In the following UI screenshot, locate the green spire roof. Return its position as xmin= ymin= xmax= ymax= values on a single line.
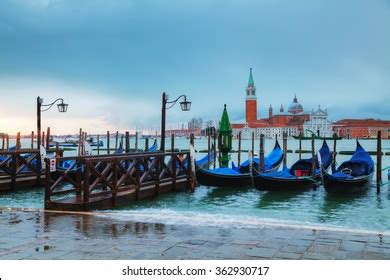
xmin=218 ymin=104 xmax=232 ymax=133
xmin=248 ymin=67 xmax=254 ymax=86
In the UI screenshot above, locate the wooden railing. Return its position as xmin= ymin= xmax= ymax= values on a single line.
xmin=44 ymin=150 xmax=192 ymax=204
xmin=0 ymin=149 xmax=42 ymax=191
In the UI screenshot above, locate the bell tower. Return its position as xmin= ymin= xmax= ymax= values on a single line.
xmin=245 ymin=68 xmax=257 ymax=123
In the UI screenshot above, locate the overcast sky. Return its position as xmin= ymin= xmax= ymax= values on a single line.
xmin=1 ymin=0 xmax=389 ymax=134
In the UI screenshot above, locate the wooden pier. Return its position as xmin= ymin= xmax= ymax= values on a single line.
xmin=0 ymin=149 xmax=43 ymax=192
xmin=44 ymin=150 xmax=194 ymax=211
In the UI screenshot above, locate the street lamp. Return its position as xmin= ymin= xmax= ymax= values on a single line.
xmin=160 ymin=92 xmax=191 ymax=151
xmin=37 ymin=96 xmax=68 ymax=151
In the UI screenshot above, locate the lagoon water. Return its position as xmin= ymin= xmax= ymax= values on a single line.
xmin=1 ymin=137 xmax=390 ymax=232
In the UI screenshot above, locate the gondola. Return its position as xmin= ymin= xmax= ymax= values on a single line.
xmin=322 ymin=141 xmax=374 ymax=194
xmin=196 ymin=140 xmax=284 ymax=187
xmin=253 ymin=140 xmax=332 ymax=191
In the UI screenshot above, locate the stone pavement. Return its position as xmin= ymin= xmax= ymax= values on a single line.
xmin=0 ymin=209 xmax=390 ymax=260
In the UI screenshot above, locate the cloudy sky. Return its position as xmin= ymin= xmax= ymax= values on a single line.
xmin=0 ymin=0 xmax=389 ymax=134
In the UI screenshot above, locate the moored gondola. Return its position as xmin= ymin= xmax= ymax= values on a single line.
xmin=196 ymin=140 xmax=283 ymax=187
xmin=322 ymin=141 xmax=374 ymax=194
xmin=253 ymin=140 xmax=332 ymax=191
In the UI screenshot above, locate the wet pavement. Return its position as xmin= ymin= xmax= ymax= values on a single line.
xmin=0 ymin=209 xmax=390 ymax=260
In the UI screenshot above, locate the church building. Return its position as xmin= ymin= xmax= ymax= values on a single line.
xmin=231 ymin=68 xmax=312 ymax=139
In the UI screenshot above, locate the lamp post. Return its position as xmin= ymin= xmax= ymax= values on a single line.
xmin=160 ymin=92 xmax=191 ymax=152
xmin=36 ymin=96 xmax=68 ymax=151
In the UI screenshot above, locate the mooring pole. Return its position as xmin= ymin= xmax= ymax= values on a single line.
xmin=298 ymin=132 xmax=302 ymax=160
xmin=42 ymin=131 xmax=45 ymax=149
xmin=282 ymin=132 xmax=287 ymax=168
xmin=238 ymin=131 xmax=242 ymax=166
xmin=213 ymin=131 xmax=217 ymax=169
xmin=6 ymin=134 xmax=9 ymax=150
xmin=16 ymin=132 xmax=21 ymax=150
xmin=377 ymin=130 xmax=382 ymax=192
xmin=145 ymin=137 xmax=149 ymax=151
xmin=106 ymin=131 xmax=110 ymax=154
xmin=46 ymin=127 xmax=50 ymax=150
xmin=171 ymin=133 xmax=176 ymax=191
xmin=217 ymin=132 xmax=223 ymax=167
xmin=1 ymin=134 xmax=4 ymax=150
xmin=311 ymin=133 xmax=316 ymax=179
xmin=260 ymin=133 xmax=265 ymax=173
xmin=125 ymin=131 xmax=130 ymax=153
xmin=190 ymin=133 xmax=196 ymax=192
xmin=207 ymin=133 xmax=211 ymax=169
xmin=31 ymin=131 xmax=34 ymax=149
xmin=332 ymin=133 xmax=337 ymax=171
xmin=251 ymin=131 xmax=255 ymax=161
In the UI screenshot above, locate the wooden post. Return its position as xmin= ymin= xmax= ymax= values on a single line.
xmin=97 ymin=134 xmax=100 ymax=155
xmin=145 ymin=137 xmax=149 ymax=151
xmin=190 ymin=133 xmax=196 ymax=192
xmin=78 ymin=129 xmax=82 ymax=156
xmin=42 ymin=131 xmax=45 ymax=148
xmin=260 ymin=134 xmax=265 ymax=173
xmin=46 ymin=127 xmax=50 ymax=150
xmin=1 ymin=134 xmax=4 ymax=150
xmin=171 ymin=134 xmax=176 ymax=191
xmin=237 ymin=131 xmax=242 ymax=166
xmin=251 ymin=131 xmax=255 ymax=160
xmin=332 ymin=133 xmax=337 ymax=170
xmin=135 ymin=132 xmax=139 ymax=152
xmin=283 ymin=132 xmax=287 ymax=168
xmin=31 ymin=131 xmax=34 ymax=149
xmin=55 ymin=143 xmax=60 ymax=157
xmin=377 ymin=130 xmax=382 ymax=192
xmin=44 ymin=158 xmax=51 ymax=202
xmin=16 ymin=132 xmax=21 ymax=150
xmin=207 ymin=133 xmax=211 ymax=169
xmin=213 ymin=131 xmax=217 ymax=169
xmin=298 ymin=132 xmax=302 ymax=160
xmin=115 ymin=131 xmax=119 ymax=151
xmin=125 ymin=131 xmax=130 ymax=153
xmin=106 ymin=131 xmax=110 ymax=154
xmin=6 ymin=134 xmax=9 ymax=150
xmin=217 ymin=132 xmax=222 ymax=167
xmin=311 ymin=133 xmax=316 ymax=179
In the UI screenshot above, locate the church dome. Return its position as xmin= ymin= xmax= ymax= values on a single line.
xmin=288 ymin=95 xmax=303 ymax=114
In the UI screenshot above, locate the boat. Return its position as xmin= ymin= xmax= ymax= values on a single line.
xmin=322 ymin=141 xmax=374 ymax=194
xmin=196 ymin=140 xmax=284 ymax=187
xmin=253 ymin=140 xmax=332 ymax=191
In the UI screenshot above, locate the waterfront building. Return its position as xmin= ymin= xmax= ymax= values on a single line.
xmin=231 ymin=68 xmax=311 ymax=139
xmin=333 ymin=119 xmax=390 ymax=139
xmin=303 ymin=106 xmax=333 ymax=137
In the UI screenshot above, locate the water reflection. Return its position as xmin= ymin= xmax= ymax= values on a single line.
xmin=256 ymin=190 xmax=307 ymax=209
xmin=318 ymin=190 xmax=368 ymax=224
xmin=43 ymin=211 xmax=167 ymax=239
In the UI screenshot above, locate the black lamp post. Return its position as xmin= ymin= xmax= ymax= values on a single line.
xmin=160 ymin=92 xmax=191 ymax=151
xmin=36 ymin=96 xmax=68 ymax=151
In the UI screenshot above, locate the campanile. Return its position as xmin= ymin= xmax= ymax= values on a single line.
xmin=245 ymin=68 xmax=257 ymax=123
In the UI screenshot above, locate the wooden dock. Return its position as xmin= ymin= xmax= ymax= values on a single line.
xmin=0 ymin=149 xmax=43 ymax=192
xmin=44 ymin=150 xmax=194 ymax=211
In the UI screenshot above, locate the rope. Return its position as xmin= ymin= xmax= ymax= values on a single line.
xmin=380 ymin=166 xmax=390 ymax=171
